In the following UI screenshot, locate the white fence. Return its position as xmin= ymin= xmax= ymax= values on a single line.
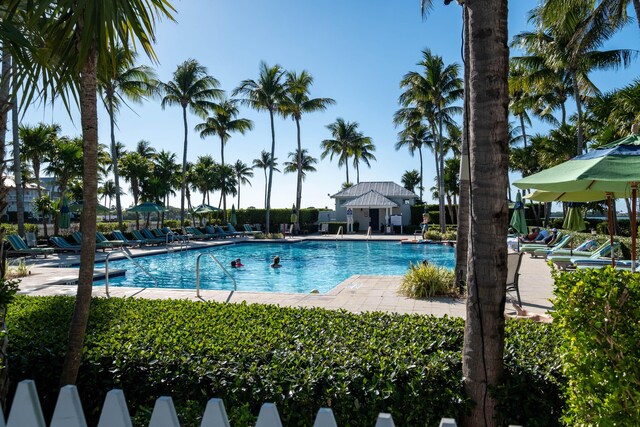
xmin=1 ymin=380 xmax=523 ymax=427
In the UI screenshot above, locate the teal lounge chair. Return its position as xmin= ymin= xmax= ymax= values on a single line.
xmin=131 ymin=229 xmax=165 ymax=245
xmin=548 ymin=241 xmax=620 ymax=270
xmin=243 ymin=224 xmax=261 ymax=236
xmin=96 ymin=232 xmax=124 ymax=249
xmin=5 ymin=235 xmax=54 ymax=258
xmin=529 ymin=234 xmax=574 ymax=258
xmin=142 ymin=229 xmax=168 ymax=244
xmin=185 ymin=226 xmax=215 ymax=239
xmin=204 ymin=225 xmax=225 ymax=239
xmin=156 ymin=227 xmax=189 ymax=242
xmin=50 ymin=236 xmax=81 ymax=253
xmin=213 ymin=225 xmax=233 ymax=238
xmin=226 ymin=223 xmax=244 ymax=237
xmin=532 ymin=238 xmax=598 ymax=259
xmin=71 ymin=231 xmax=113 ymax=251
xmin=520 ymin=231 xmax=566 ymax=254
xmin=112 ymin=230 xmax=142 ymax=247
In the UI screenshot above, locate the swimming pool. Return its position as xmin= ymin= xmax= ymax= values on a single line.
xmin=95 ymin=241 xmax=455 ymax=294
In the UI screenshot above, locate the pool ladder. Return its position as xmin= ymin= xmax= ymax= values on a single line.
xmin=104 ymin=250 xmax=158 ymax=298
xmin=335 ymin=226 xmax=344 ymax=240
xmin=195 ymin=253 xmax=237 ymax=298
xmin=165 ymin=233 xmax=189 ymax=251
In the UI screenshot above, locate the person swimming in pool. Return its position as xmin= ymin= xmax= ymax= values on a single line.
xmin=270 ymin=255 xmax=281 ymax=268
xmin=235 ymin=258 xmax=244 ymax=267
xmin=230 ymin=260 xmax=237 ymax=268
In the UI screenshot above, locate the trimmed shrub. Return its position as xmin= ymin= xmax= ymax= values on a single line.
xmin=7 ymin=296 xmax=564 ymax=426
xmin=399 ymin=262 xmax=457 ymax=298
xmin=552 ymin=266 xmax=640 ymax=426
xmin=97 ymin=222 xmax=128 ymax=233
xmin=164 ymin=220 xmax=180 ymax=229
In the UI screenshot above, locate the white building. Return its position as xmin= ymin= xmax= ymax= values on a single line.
xmin=321 ymin=182 xmax=418 ymax=231
xmin=2 ymin=176 xmax=42 ymax=217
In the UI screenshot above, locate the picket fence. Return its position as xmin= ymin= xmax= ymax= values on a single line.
xmin=2 ymin=380 xmax=523 ymax=427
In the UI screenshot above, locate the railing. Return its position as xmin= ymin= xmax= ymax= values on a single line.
xmin=104 ymin=250 xmax=157 ymax=298
xmin=165 ymin=232 xmax=189 ymax=251
xmin=366 ymin=226 xmax=372 ymax=240
xmin=4 ymin=380 xmax=475 ymax=427
xmin=196 ymin=252 xmax=237 ymax=298
xmin=335 ymin=226 xmax=344 ymax=240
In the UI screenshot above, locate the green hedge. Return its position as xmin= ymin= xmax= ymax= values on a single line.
xmin=553 ymin=267 xmax=640 ymax=425
xmin=7 ymin=296 xmax=564 ymax=426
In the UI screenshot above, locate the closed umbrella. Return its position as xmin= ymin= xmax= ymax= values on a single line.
xmin=562 ymin=203 xmax=586 ymax=232
xmin=515 ymin=133 xmax=640 ymax=270
xmin=230 ymin=204 xmax=237 ymax=226
xmin=509 ymin=191 xmax=528 ymax=251
xmin=58 ymin=195 xmax=70 ymax=230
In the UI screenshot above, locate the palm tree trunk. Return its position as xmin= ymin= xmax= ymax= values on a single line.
xmin=571 ymin=70 xmax=584 ymax=155
xmin=519 ymin=113 xmax=528 ymax=148
xmin=237 ymin=174 xmax=242 ymax=210
xmin=263 ymin=169 xmax=268 ymax=209
xmin=418 ymin=147 xmax=424 ymax=201
xmin=356 ymin=163 xmax=360 ymax=184
xmin=438 ymin=114 xmax=446 ymax=233
xmin=180 ymin=106 xmax=188 ymax=229
xmin=266 ymin=109 xmax=276 ymax=234
xmin=220 ymin=135 xmax=227 ymax=223
xmin=462 ymin=1 xmax=509 ymax=425
xmin=12 ymin=59 xmax=24 ymax=236
xmin=108 ymin=95 xmax=124 ymax=229
xmin=345 ymin=158 xmax=350 ymax=184
xmin=295 ymin=118 xmax=303 ymax=232
xmin=60 ymin=43 xmax=99 ymax=386
xmin=0 ymin=48 xmax=11 ymax=218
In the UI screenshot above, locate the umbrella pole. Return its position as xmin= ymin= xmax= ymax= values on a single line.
xmin=632 ymin=183 xmax=637 ymax=273
xmin=607 ymin=194 xmax=615 ymax=268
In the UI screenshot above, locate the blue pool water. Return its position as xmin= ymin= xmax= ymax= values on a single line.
xmin=95 ymin=241 xmax=455 ymax=294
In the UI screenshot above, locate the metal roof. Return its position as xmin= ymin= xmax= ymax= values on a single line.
xmin=343 ymin=190 xmax=398 ymax=208
xmin=332 ymin=181 xmax=417 ymax=198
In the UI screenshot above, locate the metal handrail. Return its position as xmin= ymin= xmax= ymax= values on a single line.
xmin=105 ymin=250 xmax=158 ymax=298
xmin=196 ymin=253 xmax=237 ymax=298
xmin=335 ymin=226 xmax=344 ymax=240
xmin=366 ymin=226 xmax=372 ymax=240
xmin=165 ymin=232 xmax=189 ymax=251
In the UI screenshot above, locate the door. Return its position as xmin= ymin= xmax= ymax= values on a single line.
xmin=369 ymin=208 xmax=379 ymax=231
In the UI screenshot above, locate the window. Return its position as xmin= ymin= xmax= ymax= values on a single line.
xmin=403 ymin=199 xmax=410 ymax=205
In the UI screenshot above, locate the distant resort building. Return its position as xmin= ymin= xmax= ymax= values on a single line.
xmin=320 ymin=182 xmax=418 ymax=231
xmin=2 ymin=176 xmax=42 ymax=218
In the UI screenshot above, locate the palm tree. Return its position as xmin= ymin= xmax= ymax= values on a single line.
xmin=195 ymin=98 xmax=253 ymax=221
xmin=98 ymin=45 xmax=156 ymax=229
xmin=284 ymin=148 xmax=318 ymax=180
xmin=350 ymin=134 xmax=376 ymax=184
xmin=45 ymin=137 xmax=83 ymax=235
xmin=233 ymin=62 xmax=286 ymax=234
xmin=192 ymin=155 xmax=217 ymax=205
xmin=513 ymin=3 xmax=636 ymax=154
xmin=19 ymin=122 xmax=60 ymax=198
xmin=135 ymin=139 xmax=156 ymax=159
xmin=34 ymin=194 xmax=53 ymax=237
xmin=399 ymin=49 xmax=463 ymax=233
xmin=120 ymin=151 xmax=153 ymax=230
xmin=153 ymin=150 xmax=180 ymax=222
xmin=400 ymin=170 xmax=421 ymax=193
xmin=252 ymin=150 xmax=280 ymax=209
xmin=157 ymin=59 xmax=223 ymax=228
xmin=282 ymin=70 xmax=335 ymax=231
xmin=99 ymin=180 xmax=119 ymax=219
xmin=321 ymin=118 xmax=368 ymax=184
xmin=233 ymin=160 xmax=253 ymax=210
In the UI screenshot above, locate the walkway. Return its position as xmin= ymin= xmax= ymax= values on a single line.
xmin=14 ymin=234 xmax=555 ymax=319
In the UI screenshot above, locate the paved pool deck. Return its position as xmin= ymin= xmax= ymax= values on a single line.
xmin=13 ymin=234 xmax=555 ymax=319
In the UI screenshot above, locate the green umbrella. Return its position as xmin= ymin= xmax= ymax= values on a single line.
xmin=523 ymin=189 xmax=630 ymax=202
xmin=58 ymin=195 xmax=70 ymax=230
xmin=127 ymin=202 xmax=168 ymax=213
xmin=229 ymin=204 xmax=237 ymax=226
xmin=562 ymin=202 xmax=586 ymax=232
xmin=509 ymin=191 xmax=528 ymax=235
xmin=515 ymin=134 xmax=640 ymax=270
xmin=290 ymin=203 xmax=297 ymax=224
xmin=68 ymin=201 xmax=111 ymax=214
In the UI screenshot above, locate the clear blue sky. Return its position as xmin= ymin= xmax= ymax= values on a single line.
xmin=21 ymin=1 xmax=638 ymax=210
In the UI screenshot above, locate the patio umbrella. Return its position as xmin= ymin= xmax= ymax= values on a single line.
xmin=230 ymin=204 xmax=237 ymax=226
xmin=509 ymin=191 xmax=528 ymax=251
xmin=192 ymin=204 xmax=220 ymax=214
xmin=58 ymin=195 xmax=70 ymax=230
xmin=515 ymin=133 xmax=640 ymax=271
xmin=68 ymin=201 xmax=111 ymax=214
xmin=127 ymin=202 xmax=167 ymax=226
xmin=523 ymin=189 xmax=630 ymax=203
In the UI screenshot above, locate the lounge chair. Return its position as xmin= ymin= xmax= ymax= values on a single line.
xmin=529 ymin=234 xmax=574 ymax=258
xmin=243 ymin=224 xmax=261 ymax=236
xmin=5 ymin=234 xmax=54 ymax=258
xmin=156 ymin=227 xmax=189 ymax=243
xmin=185 ymin=226 xmax=216 ymax=240
xmin=226 ymin=223 xmax=244 ymax=237
xmin=213 ymin=225 xmax=233 ymax=238
xmin=506 ymin=251 xmax=524 ymax=306
xmin=520 ymin=231 xmax=566 ymax=255
xmin=142 ymin=229 xmax=169 ymax=244
xmin=96 ymin=232 xmax=125 ymax=249
xmin=71 ymin=231 xmax=113 ymax=252
xmin=25 ymin=231 xmax=38 ymax=247
xmin=131 ymin=229 xmax=165 ymax=245
xmin=548 ymin=241 xmax=620 ymax=270
xmin=532 ymin=238 xmax=598 ymax=259
xmin=112 ymin=230 xmax=142 ymax=247
xmin=320 ymin=223 xmax=329 ymax=235
xmin=50 ymin=236 xmax=81 ymax=253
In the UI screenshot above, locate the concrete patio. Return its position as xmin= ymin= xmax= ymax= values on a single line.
xmin=13 ymin=234 xmax=555 ymax=319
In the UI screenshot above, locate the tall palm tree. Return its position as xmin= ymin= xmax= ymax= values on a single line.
xmin=195 ymin=98 xmax=253 ymax=221
xmin=135 ymin=139 xmax=156 ymax=159
xmin=192 ymin=155 xmax=217 ymax=205
xmin=98 ymin=45 xmax=156 ymax=229
xmin=157 ymin=59 xmax=222 ymax=228
xmin=282 ymin=70 xmax=335 ymax=231
xmin=19 ymin=122 xmax=60 ymax=198
xmin=99 ymin=180 xmax=119 ymax=218
xmin=350 ymin=134 xmax=376 ymax=184
xmin=45 ymin=137 xmax=83 ymax=235
xmin=394 ymin=119 xmax=431 ymax=201
xmin=513 ymin=3 xmax=636 ymax=154
xmin=401 ymin=170 xmax=421 ymax=193
xmin=153 ymin=150 xmax=180 ymax=221
xmin=119 ymin=151 xmax=153 ymax=229
xmin=252 ymin=150 xmax=280 ymax=209
xmin=399 ymin=49 xmax=463 ymax=233
xmin=233 ymin=62 xmax=286 ymax=234
xmin=233 ymin=160 xmax=253 ymax=210
xmin=321 ymin=118 xmax=367 ymax=184
xmin=283 ymin=148 xmax=318 ymax=181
